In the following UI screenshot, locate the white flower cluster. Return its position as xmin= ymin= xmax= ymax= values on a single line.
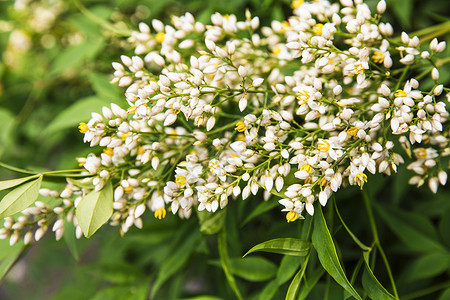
xmin=3 ymin=0 xmax=449 ymax=245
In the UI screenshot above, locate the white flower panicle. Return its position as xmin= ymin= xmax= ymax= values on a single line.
xmin=2 ymin=0 xmax=449 ymax=244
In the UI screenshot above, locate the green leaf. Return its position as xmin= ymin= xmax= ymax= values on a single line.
xmin=440 ymin=288 xmax=450 ymax=300
xmin=218 ymin=228 xmax=243 ymax=300
xmin=362 ymin=252 xmax=398 ymax=300
xmin=63 ymin=220 xmax=79 ymax=261
xmin=404 ymin=252 xmax=450 ymax=282
xmin=179 ymin=296 xmax=224 ymax=300
xmin=45 ymin=96 xmax=112 ymax=134
xmin=50 ymin=38 xmax=105 ymax=76
xmin=198 ymin=209 xmax=225 ymax=235
xmin=151 ymin=230 xmax=201 ymax=297
xmin=211 ymin=256 xmax=277 ymax=282
xmin=0 ymin=175 xmax=43 ymax=218
xmin=67 ymin=177 xmax=94 ymax=190
xmin=0 ymin=239 xmax=25 ymax=281
xmin=90 ymin=283 xmax=149 ymax=300
xmin=244 ymin=238 xmax=311 ymax=257
xmin=0 ymin=108 xmax=15 ymax=156
xmin=312 ymin=206 xmax=362 ymax=300
xmin=87 ymin=72 xmax=123 ymax=103
xmin=259 ymin=280 xmax=279 ymax=300
xmin=285 ymin=254 xmax=309 ymax=300
xmin=276 ymin=255 xmax=302 ymax=285
xmin=375 ymin=205 xmax=446 ymax=253
xmin=440 ymin=208 xmax=450 ymax=248
xmin=389 ymin=0 xmax=413 ymax=29
xmin=0 ymin=175 xmax=40 ymax=192
xmin=297 ymin=268 xmax=325 ymax=300
xmin=75 ymin=180 xmax=113 ymax=238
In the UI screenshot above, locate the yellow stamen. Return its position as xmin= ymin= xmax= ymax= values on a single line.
xmin=78 ymin=122 xmax=89 ymax=133
xmin=155 ymin=32 xmax=165 ymax=43
xmin=121 ymin=132 xmax=130 ymax=141
xmin=320 ymin=178 xmax=329 ymax=187
xmin=415 ymin=148 xmax=427 ymax=159
xmin=291 ymin=0 xmax=304 ymax=9
xmin=175 ymin=175 xmax=187 ymax=186
xmin=352 ymin=63 xmax=365 ymax=75
xmin=76 ymin=157 xmax=86 ymax=167
xmin=237 ymin=133 xmax=246 ymax=141
xmin=286 ymin=211 xmax=298 ymax=222
xmin=103 ymin=148 xmax=114 ymax=157
xmin=154 ymin=208 xmax=166 ymax=220
xmin=313 ymin=23 xmax=323 ymax=35
xmin=347 ymin=127 xmax=359 ymax=138
xmin=235 ymin=121 xmax=247 ymax=132
xmin=318 ymin=140 xmax=330 ymax=152
xmin=137 ymin=146 xmax=145 ymax=156
xmin=300 ymin=164 xmax=313 ymax=173
xmin=372 ymin=51 xmax=384 ymax=64
xmin=355 ymin=172 xmax=367 ymax=189
xmin=127 ymin=106 xmax=137 ymax=114
xmin=123 ymin=185 xmax=134 ymax=194
xmin=395 ymin=89 xmax=407 ymax=98
xmin=297 ymin=90 xmax=310 ymax=105
xmin=272 ymin=45 xmax=281 ymax=55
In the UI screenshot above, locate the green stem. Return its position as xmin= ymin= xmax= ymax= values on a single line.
xmin=0 ymin=162 xmax=88 ymax=178
xmin=362 ymin=189 xmax=399 ymax=299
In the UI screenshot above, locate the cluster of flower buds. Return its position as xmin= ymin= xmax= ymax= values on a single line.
xmin=2 ymin=0 xmax=448 ymax=245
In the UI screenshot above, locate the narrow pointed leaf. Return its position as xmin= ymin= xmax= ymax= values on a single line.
xmin=0 ymin=175 xmax=40 ymax=192
xmin=285 ymin=254 xmax=309 ymax=300
xmin=298 ymin=268 xmax=325 ymax=300
xmin=312 ymin=206 xmax=362 ymax=300
xmin=362 ymin=252 xmax=398 ymax=300
xmin=0 ymin=176 xmax=43 ymax=218
xmin=75 ymin=180 xmax=113 ymax=238
xmin=243 ymin=238 xmax=311 ymax=257
xmin=218 ymin=228 xmax=243 ymax=300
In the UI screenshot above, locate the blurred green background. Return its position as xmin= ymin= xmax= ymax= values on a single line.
xmin=0 ymin=0 xmax=449 ymax=299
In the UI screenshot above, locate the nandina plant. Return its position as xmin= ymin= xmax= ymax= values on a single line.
xmin=0 ymin=0 xmax=449 ymax=299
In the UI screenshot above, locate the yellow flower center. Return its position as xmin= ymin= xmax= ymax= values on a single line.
xmin=372 ymin=51 xmax=384 ymax=64
xmin=175 ymin=175 xmax=187 ymax=186
xmin=347 ymin=127 xmax=359 ymax=138
xmin=103 ymin=148 xmax=114 ymax=157
xmin=415 ymin=147 xmax=428 ymax=159
xmin=291 ymin=0 xmax=304 ymax=9
xmin=235 ymin=121 xmax=247 ymax=132
xmin=313 ymin=23 xmax=323 ymax=35
xmin=320 ymin=178 xmax=329 ymax=187
xmin=300 ymin=164 xmax=313 ymax=173
xmin=123 ymin=185 xmax=134 ymax=194
xmin=395 ymin=89 xmax=407 ymax=98
xmin=286 ymin=211 xmax=298 ymax=222
xmin=353 ymin=63 xmax=365 ymax=75
xmin=137 ymin=146 xmax=145 ymax=156
xmin=121 ymin=132 xmax=130 ymax=141
xmin=127 ymin=106 xmax=137 ymax=114
xmin=297 ymin=90 xmax=310 ymax=105
xmin=237 ymin=133 xmax=246 ymax=141
xmin=318 ymin=140 xmax=330 ymax=152
xmin=155 ymin=32 xmax=165 ymax=43
xmin=154 ymin=208 xmax=166 ymax=220
xmin=272 ymin=45 xmax=281 ymax=55
xmin=355 ymin=172 xmax=367 ymax=189
xmin=76 ymin=157 xmax=86 ymax=167
xmin=78 ymin=122 xmax=89 ymax=133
